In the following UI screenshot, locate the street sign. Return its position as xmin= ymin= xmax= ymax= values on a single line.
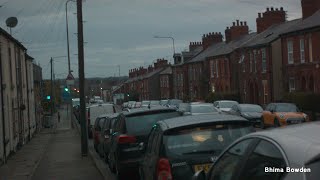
xmin=66 ymin=73 xmax=75 ymax=86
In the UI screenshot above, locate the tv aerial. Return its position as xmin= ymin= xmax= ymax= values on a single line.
xmin=6 ymin=17 xmax=18 ymax=35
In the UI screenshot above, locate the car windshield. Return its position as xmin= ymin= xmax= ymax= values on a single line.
xmin=219 ymin=102 xmax=238 ymax=108
xmin=276 ymin=104 xmax=298 ymax=112
xmin=191 ymin=105 xmax=218 ymax=113
xmin=125 ymin=111 xmax=181 ymax=135
xmin=164 ymin=123 xmax=253 ymax=158
xmin=240 ymin=105 xmax=263 ymax=113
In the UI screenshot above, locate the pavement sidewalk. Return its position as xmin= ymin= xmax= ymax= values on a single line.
xmin=0 ymin=105 xmax=103 ymax=180
xmin=0 ymin=128 xmax=54 ymax=180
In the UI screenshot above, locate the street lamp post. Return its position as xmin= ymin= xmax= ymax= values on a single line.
xmin=154 ymin=36 xmax=175 ymax=63
xmin=66 ymin=0 xmax=75 ymax=75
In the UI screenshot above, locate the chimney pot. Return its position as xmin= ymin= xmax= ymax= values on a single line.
xmin=233 ymin=22 xmax=236 ymax=26
xmin=267 ymin=7 xmax=269 ymax=11
xmin=276 ymin=8 xmax=279 ymax=11
xmin=258 ymin=13 xmax=261 ymax=18
xmin=280 ymin=7 xmax=283 ymax=11
xmin=237 ymin=20 xmax=239 ymax=26
xmin=227 ymin=26 xmax=229 ymax=29
xmin=240 ymin=21 xmax=243 ymax=26
xmin=271 ymin=7 xmax=274 ymax=11
xmin=244 ymin=21 xmax=247 ymax=26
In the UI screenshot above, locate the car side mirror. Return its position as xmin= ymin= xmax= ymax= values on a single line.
xmin=192 ymin=170 xmax=206 ymax=180
xmin=139 ymin=142 xmax=146 ymax=150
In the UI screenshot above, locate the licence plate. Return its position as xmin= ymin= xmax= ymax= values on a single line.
xmin=194 ymin=163 xmax=212 ymax=173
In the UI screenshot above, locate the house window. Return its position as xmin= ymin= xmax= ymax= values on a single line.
xmin=249 ymin=52 xmax=253 ymax=72
xmin=189 ymin=68 xmax=192 ymax=81
xmin=193 ymin=67 xmax=196 ymax=80
xmin=216 ymin=61 xmax=219 ymax=78
xmin=289 ymin=78 xmax=295 ymax=92
xmin=261 ymin=48 xmax=266 ymax=73
xmin=308 ymin=36 xmax=313 ymax=62
xmin=211 ymin=61 xmax=215 ymax=77
xmin=253 ymin=50 xmax=257 ymax=73
xmin=287 ymin=40 xmax=294 ymax=64
xmin=300 ymin=38 xmax=305 ymax=63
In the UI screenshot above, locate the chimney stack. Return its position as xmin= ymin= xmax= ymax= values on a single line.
xmin=256 ymin=7 xmax=286 ymax=33
xmin=225 ymin=19 xmax=249 ymax=43
xmin=301 ymin=0 xmax=320 ymax=19
xmin=202 ymin=32 xmax=223 ymax=49
xmin=189 ymin=41 xmax=202 ymax=52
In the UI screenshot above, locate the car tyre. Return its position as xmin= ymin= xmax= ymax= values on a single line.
xmin=260 ymin=118 xmax=266 ymax=129
xmin=274 ymin=118 xmax=280 ymax=127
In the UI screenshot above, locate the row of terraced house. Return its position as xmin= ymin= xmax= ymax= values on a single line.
xmin=114 ymin=0 xmax=320 ymax=106
xmin=0 ymin=27 xmax=43 ymax=164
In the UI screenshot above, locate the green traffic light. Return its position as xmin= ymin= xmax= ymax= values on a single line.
xmin=64 ymin=87 xmax=69 ymax=92
xmin=46 ymin=95 xmax=51 ymax=100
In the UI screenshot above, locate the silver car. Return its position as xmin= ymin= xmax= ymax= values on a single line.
xmin=193 ymin=121 xmax=320 ymax=180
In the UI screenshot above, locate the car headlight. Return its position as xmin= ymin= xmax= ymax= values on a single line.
xmin=279 ymin=114 xmax=285 ymax=119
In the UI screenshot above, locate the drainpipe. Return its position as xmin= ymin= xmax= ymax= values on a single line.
xmin=0 ymin=43 xmax=6 ymax=163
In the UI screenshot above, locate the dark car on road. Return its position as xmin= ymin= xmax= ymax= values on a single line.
xmin=193 ymin=121 xmax=320 ymax=180
xmin=107 ymin=107 xmax=183 ymax=179
xmin=139 ymin=114 xmax=254 ymax=180
xmin=98 ymin=113 xmax=119 ymax=161
xmin=228 ymin=104 xmax=263 ymax=126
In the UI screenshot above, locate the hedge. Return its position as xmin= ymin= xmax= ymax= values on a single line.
xmin=282 ymin=92 xmax=320 ymax=112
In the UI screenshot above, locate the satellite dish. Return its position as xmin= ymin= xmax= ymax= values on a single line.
xmin=6 ymin=17 xmax=18 ymax=28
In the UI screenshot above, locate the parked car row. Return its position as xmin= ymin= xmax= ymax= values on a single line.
xmin=86 ymin=100 xmax=315 ymax=180
xmin=121 ymin=99 xmax=184 ymax=111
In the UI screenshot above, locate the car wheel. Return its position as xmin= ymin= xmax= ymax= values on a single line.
xmin=274 ymin=118 xmax=280 ymax=127
xmin=260 ymin=118 xmax=266 ymax=129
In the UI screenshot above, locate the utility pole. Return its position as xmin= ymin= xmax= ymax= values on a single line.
xmin=77 ymin=0 xmax=88 ymax=156
xmin=50 ymin=57 xmax=53 ymax=116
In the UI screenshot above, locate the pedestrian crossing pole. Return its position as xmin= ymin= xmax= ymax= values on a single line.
xmin=77 ymin=0 xmax=88 ymax=156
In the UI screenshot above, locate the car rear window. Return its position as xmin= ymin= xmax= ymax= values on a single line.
xmin=163 ymin=122 xmax=253 ymax=158
xmin=125 ymin=111 xmax=181 ymax=135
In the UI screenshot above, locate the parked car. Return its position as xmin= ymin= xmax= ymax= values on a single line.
xmin=87 ymin=103 xmax=116 ymax=138
xmin=122 ymin=102 xmax=128 ymax=109
xmin=167 ymin=99 xmax=183 ymax=108
xmin=127 ymin=101 xmax=136 ymax=109
xmin=134 ymin=102 xmax=142 ymax=108
xmin=160 ymin=99 xmax=169 ymax=106
xmin=98 ymin=113 xmax=119 ymax=161
xmin=261 ymin=103 xmax=309 ymax=129
xmin=139 ymin=114 xmax=254 ymax=180
xmin=107 ymin=107 xmax=183 ymax=179
xmin=193 ymin=121 xmax=320 ymax=180
xmin=228 ymin=104 xmax=263 ymax=126
xmin=187 ymin=102 xmax=220 ymax=115
xmin=92 ymin=115 xmax=107 ymax=151
xmin=141 ymin=101 xmax=151 ymax=108
xmin=213 ymin=100 xmax=239 ymax=112
xmin=149 ymin=100 xmax=161 ymax=107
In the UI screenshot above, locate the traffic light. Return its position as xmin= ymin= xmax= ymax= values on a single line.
xmin=46 ymin=95 xmax=51 ymax=100
xmin=127 ymin=94 xmax=130 ymax=97
xmin=64 ymin=87 xmax=69 ymax=92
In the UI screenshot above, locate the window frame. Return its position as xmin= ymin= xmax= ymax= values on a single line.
xmin=289 ymin=77 xmax=295 ymax=92
xmin=287 ymin=40 xmax=294 ymax=64
xmin=261 ymin=48 xmax=267 ymax=73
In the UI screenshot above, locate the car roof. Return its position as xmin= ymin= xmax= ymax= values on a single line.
xmin=122 ymin=106 xmax=177 ymax=116
xmin=158 ymin=114 xmax=248 ymax=131
xmin=215 ymin=100 xmax=238 ymax=103
xmin=88 ymin=103 xmax=113 ymax=108
xmin=243 ymin=121 xmax=320 ymax=166
xmin=190 ymin=103 xmax=214 ymax=106
xmin=98 ymin=113 xmax=119 ymax=119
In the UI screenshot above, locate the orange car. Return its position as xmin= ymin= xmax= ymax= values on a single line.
xmin=261 ymin=103 xmax=309 ymax=128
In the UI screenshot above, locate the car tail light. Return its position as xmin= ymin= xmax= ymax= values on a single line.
xmin=117 ymin=135 xmax=137 ymax=144
xmin=157 ymin=158 xmax=172 ymax=180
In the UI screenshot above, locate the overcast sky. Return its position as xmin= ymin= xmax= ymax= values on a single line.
xmin=0 ymin=0 xmax=301 ymax=79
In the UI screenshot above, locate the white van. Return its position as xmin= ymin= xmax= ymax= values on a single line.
xmin=87 ymin=103 xmax=116 ymax=138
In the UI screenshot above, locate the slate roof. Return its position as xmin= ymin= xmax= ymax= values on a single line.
xmin=0 ymin=27 xmax=27 ymax=50
xmin=125 ymin=67 xmax=167 ymax=83
xmin=160 ymin=66 xmax=172 ymax=75
xmin=242 ymin=19 xmax=301 ymax=48
xmin=281 ymin=10 xmax=320 ymax=35
xmin=187 ymin=42 xmax=226 ymax=63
